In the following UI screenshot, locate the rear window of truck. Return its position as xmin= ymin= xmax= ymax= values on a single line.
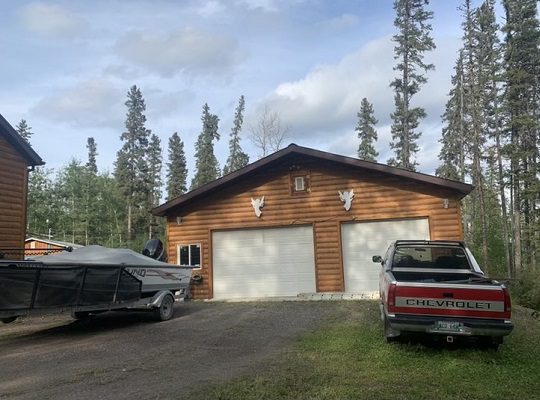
xmin=393 ymin=246 xmax=470 ymax=269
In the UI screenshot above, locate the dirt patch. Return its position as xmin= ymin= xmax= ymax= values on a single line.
xmin=0 ymin=300 xmax=367 ymax=400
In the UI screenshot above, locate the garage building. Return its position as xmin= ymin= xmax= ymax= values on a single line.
xmin=153 ymin=144 xmax=473 ymax=300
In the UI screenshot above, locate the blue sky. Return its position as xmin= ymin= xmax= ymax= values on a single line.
xmin=0 ymin=1 xmax=494 ymax=179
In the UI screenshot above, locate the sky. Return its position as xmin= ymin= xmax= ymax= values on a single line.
xmin=0 ymin=0 xmax=498 ymax=180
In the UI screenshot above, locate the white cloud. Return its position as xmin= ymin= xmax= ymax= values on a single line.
xmin=196 ymin=1 xmax=226 ymax=17
xmin=32 ymin=79 xmax=124 ymax=128
xmin=115 ymin=28 xmax=243 ymax=78
xmin=19 ymin=2 xmax=87 ymax=38
xmin=319 ymin=14 xmax=360 ymax=31
xmin=256 ymin=35 xmax=396 ymax=139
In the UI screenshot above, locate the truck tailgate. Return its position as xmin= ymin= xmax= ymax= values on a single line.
xmin=392 ymin=285 xmax=511 ymax=320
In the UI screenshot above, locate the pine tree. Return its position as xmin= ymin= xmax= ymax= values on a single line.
xmin=355 ymin=98 xmax=379 ymax=162
xmin=114 ymin=85 xmax=151 ymax=242
xmin=502 ymin=0 xmax=540 ymax=273
xmin=388 ymin=0 xmax=436 ymax=171
xmin=223 ymin=95 xmax=249 ymax=175
xmin=147 ymin=134 xmax=162 ymax=238
xmin=86 ymin=137 xmax=98 ymax=174
xmin=166 ymin=132 xmax=188 ymax=200
xmin=16 ymin=119 xmax=33 ymax=144
xmin=476 ymin=0 xmax=512 ymax=277
xmin=191 ymin=103 xmax=220 ymax=190
xmin=436 ymin=51 xmax=467 ymax=181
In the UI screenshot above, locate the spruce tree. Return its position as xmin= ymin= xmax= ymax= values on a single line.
xmin=388 ymin=0 xmax=436 ymax=170
xmin=166 ymin=132 xmax=188 ymax=200
xmin=355 ymin=98 xmax=379 ymax=162
xmin=86 ymin=137 xmax=98 ymax=174
xmin=147 ymin=134 xmax=162 ymax=238
xmin=16 ymin=119 xmax=33 ymax=144
xmin=191 ymin=103 xmax=220 ymax=190
xmin=476 ymin=0 xmax=512 ymax=277
xmin=502 ymin=0 xmax=540 ymax=272
xmin=223 ymin=95 xmax=249 ymax=175
xmin=436 ymin=52 xmax=467 ymax=182
xmin=114 ymin=85 xmax=151 ymax=242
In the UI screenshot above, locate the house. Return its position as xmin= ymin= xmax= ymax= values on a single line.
xmin=153 ymin=144 xmax=473 ymax=300
xmin=25 ymin=237 xmax=83 ymax=256
xmin=0 ymin=114 xmax=44 ymax=259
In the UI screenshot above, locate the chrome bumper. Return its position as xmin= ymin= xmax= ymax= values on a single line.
xmin=387 ymin=314 xmax=514 ymax=337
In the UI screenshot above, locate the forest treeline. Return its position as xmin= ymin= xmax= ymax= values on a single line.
xmin=19 ymin=0 xmax=539 ymax=307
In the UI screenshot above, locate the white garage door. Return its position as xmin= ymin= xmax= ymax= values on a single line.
xmin=212 ymin=226 xmax=316 ymax=299
xmin=341 ymin=218 xmax=430 ymax=295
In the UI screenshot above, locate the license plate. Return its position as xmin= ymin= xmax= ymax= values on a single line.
xmin=435 ymin=321 xmax=464 ymax=332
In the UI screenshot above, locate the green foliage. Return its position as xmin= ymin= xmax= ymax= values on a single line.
xmin=15 ymin=119 xmax=33 ymax=144
xmin=191 ymin=103 xmax=220 ymax=190
xmin=223 ymin=95 xmax=249 ymax=175
xmin=27 ymin=161 xmax=126 ymax=247
xmin=355 ymin=97 xmax=379 ymax=162
xmin=166 ymin=132 xmax=188 ymax=200
xmin=511 ymin=270 xmax=540 ymax=311
xmin=389 ymin=0 xmax=436 ymax=171
xmin=86 ymin=137 xmax=98 ymax=174
xmin=114 ymin=85 xmax=152 ymax=242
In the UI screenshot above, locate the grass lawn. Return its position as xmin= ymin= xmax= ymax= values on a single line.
xmin=192 ymin=301 xmax=540 ymax=400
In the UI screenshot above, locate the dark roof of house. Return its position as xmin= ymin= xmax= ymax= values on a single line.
xmin=153 ymin=143 xmax=474 ymax=216
xmin=0 ymin=113 xmax=45 ymax=166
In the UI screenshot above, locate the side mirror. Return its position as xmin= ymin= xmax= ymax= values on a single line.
xmin=372 ymin=255 xmax=382 ymax=263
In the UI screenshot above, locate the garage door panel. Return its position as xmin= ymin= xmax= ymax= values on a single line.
xmin=342 ymin=219 xmax=430 ymax=294
xmin=213 ymin=226 xmax=316 ymax=299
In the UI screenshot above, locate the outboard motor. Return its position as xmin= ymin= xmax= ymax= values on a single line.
xmin=143 ymin=239 xmax=167 ymax=262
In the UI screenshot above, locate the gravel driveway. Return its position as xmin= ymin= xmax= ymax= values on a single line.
xmin=0 ymin=300 xmax=361 ymax=400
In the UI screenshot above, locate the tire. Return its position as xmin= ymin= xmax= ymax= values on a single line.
xmin=71 ymin=311 xmax=91 ymax=320
xmin=154 ymin=294 xmax=174 ymax=322
xmin=384 ymin=315 xmax=398 ymax=343
xmin=480 ymin=336 xmax=501 ymax=351
xmin=1 ymin=316 xmax=17 ymax=324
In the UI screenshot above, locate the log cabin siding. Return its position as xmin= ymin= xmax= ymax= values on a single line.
xmin=0 ymin=136 xmax=29 ymax=252
xmin=165 ymin=160 xmax=465 ymax=299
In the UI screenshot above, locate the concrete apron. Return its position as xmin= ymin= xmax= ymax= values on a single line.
xmin=206 ymin=292 xmax=380 ymax=303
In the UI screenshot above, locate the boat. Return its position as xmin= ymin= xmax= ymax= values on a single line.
xmin=0 ymin=242 xmax=194 ymax=323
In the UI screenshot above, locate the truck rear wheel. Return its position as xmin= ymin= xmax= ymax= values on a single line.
xmin=154 ymin=294 xmax=174 ymax=321
xmin=384 ymin=315 xmax=398 ymax=342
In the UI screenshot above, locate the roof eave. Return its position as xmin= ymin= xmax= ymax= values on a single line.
xmin=0 ymin=114 xmax=45 ymax=166
xmin=153 ymin=144 xmax=474 ymax=216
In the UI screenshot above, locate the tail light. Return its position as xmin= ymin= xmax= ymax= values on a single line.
xmin=503 ymin=286 xmax=512 ymax=316
xmin=388 ymin=283 xmax=397 ymax=311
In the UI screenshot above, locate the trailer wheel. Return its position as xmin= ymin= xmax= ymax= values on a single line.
xmin=1 ymin=316 xmax=17 ymax=324
xmin=71 ymin=311 xmax=91 ymax=320
xmin=154 ymin=294 xmax=174 ymax=321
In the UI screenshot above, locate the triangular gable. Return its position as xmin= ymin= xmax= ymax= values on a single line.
xmin=153 ymin=144 xmax=473 ymax=216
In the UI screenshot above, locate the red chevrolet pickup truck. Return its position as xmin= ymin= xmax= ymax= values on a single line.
xmin=373 ymin=240 xmax=513 ymax=349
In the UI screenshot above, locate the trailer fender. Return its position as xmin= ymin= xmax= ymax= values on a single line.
xmin=147 ymin=290 xmax=175 ymax=308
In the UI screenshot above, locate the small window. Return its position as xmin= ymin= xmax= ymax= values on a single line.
xmin=294 ymin=176 xmax=305 ymax=191
xmin=290 ymin=171 xmax=310 ymax=195
xmin=178 ymin=244 xmax=201 ymax=268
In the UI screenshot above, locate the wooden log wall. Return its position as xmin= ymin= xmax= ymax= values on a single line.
xmin=0 ymin=136 xmax=29 ymax=256
xmin=166 ymin=159 xmax=465 ymax=299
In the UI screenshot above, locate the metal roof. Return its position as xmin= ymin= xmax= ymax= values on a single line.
xmin=153 ymin=143 xmax=474 ymax=216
